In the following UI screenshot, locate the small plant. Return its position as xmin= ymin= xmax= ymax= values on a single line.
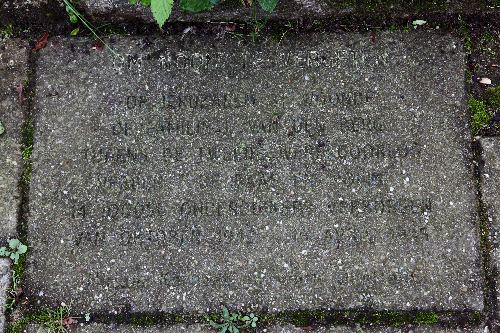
xmin=22 ymin=145 xmax=32 ymax=161
xmin=5 ymin=271 xmax=22 ymax=311
xmin=34 ymin=306 xmax=77 ymax=333
xmin=208 ymin=306 xmax=258 ymax=333
xmin=0 ymin=239 xmax=28 ymax=264
xmin=0 ymin=24 xmax=14 ymax=39
xmin=62 ymin=0 xmax=118 ymax=56
xmin=129 ymin=0 xmax=279 ymax=28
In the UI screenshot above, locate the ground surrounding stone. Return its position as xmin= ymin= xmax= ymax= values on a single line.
xmin=471 ymin=19 xmax=500 ymax=136
xmin=0 ymin=259 xmax=11 ymax=333
xmin=479 ymin=138 xmax=500 ymax=319
xmin=0 ymin=39 xmax=27 ymax=240
xmin=23 ymin=323 xmax=485 ymax=333
xmin=27 ymin=32 xmax=482 ymax=314
xmin=78 ymin=0 xmax=496 ymax=25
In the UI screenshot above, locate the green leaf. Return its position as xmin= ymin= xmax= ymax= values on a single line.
xmin=151 ymin=0 xmax=173 ymax=27
xmin=129 ymin=0 xmax=138 ymax=4
xmin=241 ymin=316 xmax=250 ymax=321
xmin=223 ymin=307 xmax=230 ymax=319
xmin=233 ymin=327 xmax=239 ymax=333
xmin=70 ymin=27 xmax=80 ymax=36
xmin=17 ymin=244 xmax=28 ymax=254
xmin=69 ymin=13 xmax=78 ymax=24
xmin=251 ymin=322 xmax=257 ymax=328
xmin=8 ymin=239 xmax=20 ymax=250
xmin=257 ymin=0 xmax=278 ymax=12
xmin=209 ymin=321 xmax=224 ymax=329
xmin=179 ymin=0 xmax=214 ymax=12
xmin=220 ymin=325 xmax=228 ymax=333
xmin=10 ymin=252 xmax=19 ymax=264
xmin=141 ymin=0 xmax=152 ymax=5
xmin=0 ymin=247 xmax=9 ymax=257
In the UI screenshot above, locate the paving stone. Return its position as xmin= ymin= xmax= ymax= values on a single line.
xmin=26 ymin=32 xmax=482 ymax=314
xmin=0 ymin=259 xmax=11 ymax=333
xmin=0 ymin=1 xmax=66 ymax=28
xmin=479 ymin=137 xmax=500 ymax=319
xmin=79 ymin=1 xmax=494 ymax=25
xmin=0 ymin=39 xmax=27 ymax=240
xmin=22 ymin=324 xmax=485 ymax=333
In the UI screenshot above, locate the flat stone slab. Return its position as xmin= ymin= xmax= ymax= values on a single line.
xmin=480 ymin=138 xmax=500 ymax=319
xmin=26 ymin=32 xmax=482 ymax=314
xmin=79 ymin=1 xmax=494 ymax=25
xmin=23 ymin=323 xmax=485 ymax=333
xmin=0 ymin=1 xmax=65 ymax=28
xmin=0 ymin=39 xmax=27 ymax=240
xmin=0 ymin=259 xmax=10 ymax=333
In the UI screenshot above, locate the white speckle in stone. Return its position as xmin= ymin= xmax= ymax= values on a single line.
xmin=301 ymin=250 xmax=308 ymax=255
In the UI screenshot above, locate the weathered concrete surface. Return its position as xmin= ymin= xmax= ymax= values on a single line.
xmin=26 ymin=32 xmax=482 ymax=314
xmin=0 ymin=0 xmax=66 ymax=29
xmin=0 ymin=259 xmax=11 ymax=333
xmin=55 ymin=0 xmax=500 ymax=25
xmin=23 ymin=323 xmax=485 ymax=333
xmin=0 ymin=39 xmax=27 ymax=240
xmin=479 ymin=138 xmax=500 ymax=320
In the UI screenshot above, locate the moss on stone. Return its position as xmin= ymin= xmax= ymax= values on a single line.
xmin=484 ymin=87 xmax=500 ymax=110
xmin=468 ymin=97 xmax=492 ymax=134
xmin=414 ymin=312 xmax=439 ymax=324
xmin=0 ymin=24 xmax=14 ymax=39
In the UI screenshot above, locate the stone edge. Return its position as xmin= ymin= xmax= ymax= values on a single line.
xmin=479 ymin=137 xmax=500 ymax=322
xmin=23 ymin=323 xmax=487 ymax=333
xmin=0 ymin=259 xmax=11 ymax=333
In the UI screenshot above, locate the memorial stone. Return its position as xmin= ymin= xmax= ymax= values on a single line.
xmin=26 ymin=32 xmax=483 ymax=314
